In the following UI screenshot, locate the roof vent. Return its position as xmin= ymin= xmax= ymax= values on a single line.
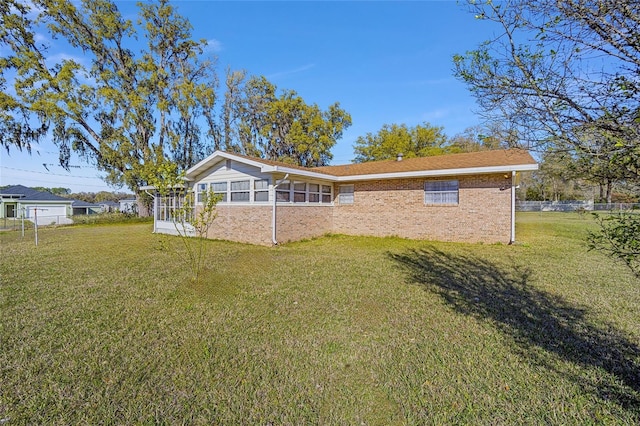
xmin=396 ymin=153 xmax=404 ymax=161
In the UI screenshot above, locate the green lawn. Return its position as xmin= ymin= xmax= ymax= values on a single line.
xmin=1 ymin=213 xmax=639 ymax=424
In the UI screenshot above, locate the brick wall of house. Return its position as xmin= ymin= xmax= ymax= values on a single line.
xmin=275 ymin=205 xmax=333 ymax=244
xmin=332 ymin=174 xmax=513 ymax=243
xmin=194 ymin=173 xmax=513 ymax=245
xmin=204 ymin=205 xmax=273 ymax=245
xmin=201 ymin=204 xmax=333 ymax=245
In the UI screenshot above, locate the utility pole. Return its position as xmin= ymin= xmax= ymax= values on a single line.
xmin=31 ymin=206 xmax=48 ymax=246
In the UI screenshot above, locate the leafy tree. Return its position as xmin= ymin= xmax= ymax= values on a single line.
xmin=145 ymin=160 xmax=220 ymax=283
xmin=448 ymin=125 xmax=509 ymax=153
xmin=215 ymin=74 xmax=352 ymax=166
xmin=589 ymin=212 xmax=640 ymax=278
xmin=570 ymin=128 xmax=634 ymax=203
xmin=1 ymin=0 xmax=216 ymax=191
xmin=0 ymin=1 xmax=50 ymax=154
xmin=453 ymin=0 xmax=639 ymax=176
xmin=212 ymin=67 xmax=246 ymax=153
xmin=453 ymin=0 xmax=640 ymax=274
xmin=2 ymin=0 xmax=353 ymax=195
xmin=31 ymin=187 xmax=70 ymax=196
xmin=91 ymin=191 xmax=132 ymax=203
xmin=353 ymin=122 xmax=449 ymax=163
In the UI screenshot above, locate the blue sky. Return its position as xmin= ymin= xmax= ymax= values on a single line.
xmin=1 ymin=0 xmax=499 ymax=193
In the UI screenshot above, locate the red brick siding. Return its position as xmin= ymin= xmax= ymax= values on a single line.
xmin=275 ymin=205 xmax=333 ymax=244
xmin=204 ymin=205 xmax=273 ymax=245
xmin=195 ymin=174 xmax=513 ymax=245
xmin=200 ymin=204 xmax=333 ymax=246
xmin=332 ymin=174 xmax=513 ymax=243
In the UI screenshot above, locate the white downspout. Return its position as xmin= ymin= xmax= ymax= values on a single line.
xmin=510 ymin=170 xmax=516 ymax=244
xmin=272 ymin=173 xmax=289 ymax=245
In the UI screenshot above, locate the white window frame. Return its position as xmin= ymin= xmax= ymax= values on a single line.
xmin=293 ymin=181 xmax=307 ymax=203
xmin=276 ymin=181 xmax=291 ymax=202
xmin=308 ymin=183 xmax=320 ymax=203
xmin=196 ymin=183 xmax=208 ymax=204
xmin=254 ymin=179 xmax=270 ymax=202
xmin=230 ymin=180 xmax=250 ymax=202
xmin=275 ymin=180 xmax=333 ymax=204
xmin=211 ymin=181 xmax=228 ymax=202
xmin=322 ymin=185 xmax=332 ymax=203
xmin=338 ymin=184 xmax=354 ymax=205
xmin=424 ymin=180 xmax=459 ymax=205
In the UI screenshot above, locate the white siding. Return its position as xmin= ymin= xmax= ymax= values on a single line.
xmin=196 ymin=160 xmax=270 ymax=183
xmin=193 ymin=160 xmax=273 ymax=205
xmin=25 ymin=204 xmax=72 ymax=225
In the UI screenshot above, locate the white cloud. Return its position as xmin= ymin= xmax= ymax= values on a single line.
xmin=267 ymin=63 xmax=315 ymax=80
xmin=420 ymin=108 xmax=450 ymax=121
xmin=204 ymin=39 xmax=223 ymax=53
xmin=34 ymin=32 xmax=49 ymax=44
xmin=47 ymin=52 xmax=87 ymax=67
xmin=22 ymin=1 xmax=45 ymax=20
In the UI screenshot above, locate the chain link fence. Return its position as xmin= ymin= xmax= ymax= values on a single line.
xmin=516 ymin=201 xmax=640 ymax=212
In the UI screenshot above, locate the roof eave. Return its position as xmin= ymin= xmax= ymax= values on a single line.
xmin=185 ymin=150 xmax=277 ymax=179
xmin=263 ymin=165 xmax=336 ymax=181
xmin=183 ymin=150 xmax=538 ymax=183
xmin=331 ymin=163 xmax=539 ymax=182
xmin=13 ymin=199 xmax=73 ymax=204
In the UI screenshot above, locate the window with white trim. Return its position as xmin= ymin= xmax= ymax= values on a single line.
xmin=276 ymin=182 xmax=291 ymax=202
xmin=308 ymin=183 xmax=320 ymax=203
xmin=196 ymin=183 xmax=208 ymax=203
xmin=339 ymin=185 xmax=354 ymax=205
xmin=274 ymin=180 xmax=333 ymax=204
xmin=322 ymin=185 xmax=332 ymax=203
xmin=230 ymin=180 xmax=250 ymax=202
xmin=254 ymin=179 xmax=270 ymax=202
xmin=211 ymin=181 xmax=227 ymax=202
xmin=424 ymin=180 xmax=459 ymax=204
xmin=293 ymin=182 xmax=306 ymax=203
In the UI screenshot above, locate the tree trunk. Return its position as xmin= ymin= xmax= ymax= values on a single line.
xmin=136 ymin=192 xmax=152 ymax=217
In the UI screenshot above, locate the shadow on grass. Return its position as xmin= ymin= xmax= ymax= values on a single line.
xmin=390 ymin=247 xmax=640 ymax=411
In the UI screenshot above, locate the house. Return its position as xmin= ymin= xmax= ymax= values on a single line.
xmin=119 ymin=199 xmax=137 ymax=215
xmin=0 ymin=185 xmax=73 ymax=225
xmin=144 ymin=149 xmax=538 ymax=246
xmin=71 ymin=199 xmax=101 ymax=215
xmin=98 ymin=201 xmax=119 ymax=213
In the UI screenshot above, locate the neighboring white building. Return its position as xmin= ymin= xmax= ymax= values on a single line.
xmin=119 ymin=199 xmax=137 ymax=215
xmin=0 ymin=185 xmax=73 ymax=225
xmin=98 ymin=201 xmax=119 ymax=213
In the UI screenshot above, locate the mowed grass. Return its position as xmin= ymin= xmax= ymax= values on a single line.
xmin=1 ymin=213 xmax=639 ymax=424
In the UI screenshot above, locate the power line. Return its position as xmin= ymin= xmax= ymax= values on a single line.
xmin=1 ymin=175 xmax=112 ymax=189
xmin=1 ymin=166 xmax=104 ymax=179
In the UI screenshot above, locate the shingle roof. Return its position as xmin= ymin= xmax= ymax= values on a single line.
xmin=72 ymin=199 xmax=100 ymax=207
xmin=312 ymin=149 xmax=537 ymax=177
xmin=0 ymin=185 xmax=73 ymax=202
xmin=180 ymin=149 xmax=538 ymax=186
